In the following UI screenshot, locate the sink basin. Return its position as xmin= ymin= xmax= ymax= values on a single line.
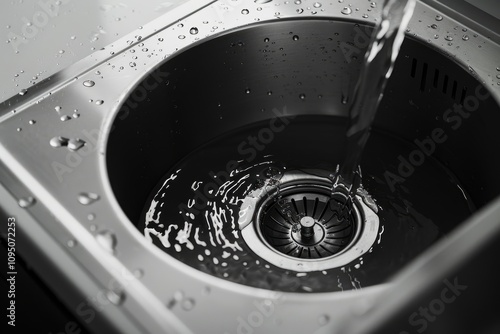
xmin=108 ymin=18 xmax=500 ymax=293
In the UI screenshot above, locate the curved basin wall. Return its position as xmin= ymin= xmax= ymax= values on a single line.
xmin=106 ymin=19 xmax=500 ymax=230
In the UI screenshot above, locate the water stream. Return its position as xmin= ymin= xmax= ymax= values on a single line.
xmin=331 ymin=0 xmax=417 ymax=214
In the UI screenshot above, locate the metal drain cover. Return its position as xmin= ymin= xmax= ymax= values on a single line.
xmin=259 ymin=190 xmax=355 ymax=259
xmin=239 ymin=170 xmax=379 ymax=272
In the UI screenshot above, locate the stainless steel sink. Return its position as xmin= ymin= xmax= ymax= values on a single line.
xmin=1 ymin=1 xmax=499 ymax=333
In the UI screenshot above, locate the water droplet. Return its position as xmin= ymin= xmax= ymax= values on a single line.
xmin=87 ymin=213 xmax=96 ymax=221
xmin=18 ymin=196 xmax=36 ymax=208
xmin=16 ymin=127 xmax=22 ymax=132
xmin=241 ymin=9 xmax=249 ymax=15
xmin=106 ymin=289 xmax=125 ymax=305
xmin=294 ymin=0 xmax=301 ymax=4
xmin=28 ymin=120 xmax=36 ymax=125
xmin=72 ymin=112 xmax=80 ymax=119
xmin=178 ymin=34 xmax=186 ymax=39
xmin=296 ymin=8 xmax=304 ymax=13
xmin=435 ymin=15 xmax=443 ymax=21
xmin=59 ymin=49 xmax=65 ymax=54
xmin=292 ymin=35 xmax=299 ymax=41
xmin=181 ymin=298 xmax=195 ymax=311
xmin=341 ymin=7 xmax=352 ymax=15
xmin=445 ymin=35 xmax=453 ymax=41
xmin=313 ymin=2 xmax=322 ymax=8
xmin=430 ymin=24 xmax=438 ymax=29
xmin=245 ymin=88 xmax=251 ymax=94
xmin=462 ymin=34 xmax=469 ymax=41
xmin=255 ymin=0 xmax=272 ymax=3
xmin=199 ymin=286 xmax=210 ymax=296
xmin=188 ymin=27 xmax=199 ymax=36
xmin=67 ymin=240 xmax=76 ymax=248
xmin=167 ymin=291 xmax=185 ymax=309
xmin=362 ymin=14 xmax=368 ymax=18
xmin=19 ymin=89 xmax=28 ymax=96
xmin=299 ymin=93 xmax=306 ymax=100
xmin=68 ymin=138 xmax=86 ymax=151
xmin=318 ymin=314 xmax=330 ymax=326
xmin=83 ymin=80 xmax=95 ymax=87
xmin=96 ymin=230 xmax=117 ymax=253
xmin=95 ymin=100 xmax=104 ymax=105
xmin=78 ymin=192 xmax=100 ymax=205
xmin=434 ymin=34 xmax=439 ymax=39
xmin=50 ymin=136 xmax=69 ymax=148
xmin=264 ymin=37 xmax=270 ymax=42
xmin=370 ymin=2 xmax=376 ymax=8
xmin=129 ymin=62 xmax=136 ymax=67
xmin=126 ymin=269 xmax=141 ymax=279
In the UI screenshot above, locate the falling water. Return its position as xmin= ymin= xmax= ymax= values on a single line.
xmin=331 ymin=0 xmax=417 ymax=209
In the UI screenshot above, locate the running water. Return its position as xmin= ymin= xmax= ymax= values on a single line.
xmin=331 ymin=0 xmax=417 ymax=215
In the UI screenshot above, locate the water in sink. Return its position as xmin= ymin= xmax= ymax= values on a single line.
xmin=140 ymin=114 xmax=473 ymax=292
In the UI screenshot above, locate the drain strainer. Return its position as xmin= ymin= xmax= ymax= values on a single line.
xmin=239 ymin=170 xmax=379 ymax=272
xmin=259 ymin=190 xmax=355 ymax=259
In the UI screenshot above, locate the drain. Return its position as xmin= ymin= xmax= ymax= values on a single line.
xmin=259 ymin=190 xmax=355 ymax=259
xmin=239 ymin=170 xmax=379 ymax=272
